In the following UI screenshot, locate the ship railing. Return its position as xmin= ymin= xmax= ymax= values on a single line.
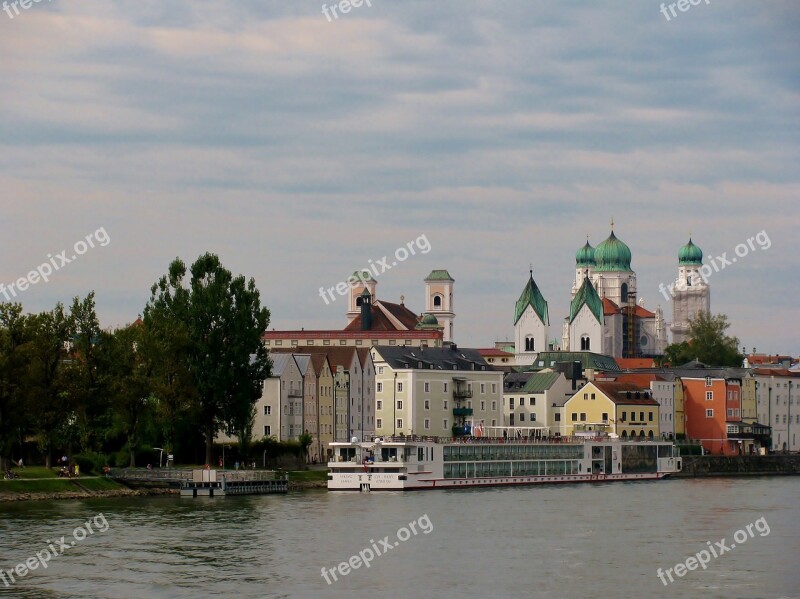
xmin=371 ymin=435 xmax=673 ymax=446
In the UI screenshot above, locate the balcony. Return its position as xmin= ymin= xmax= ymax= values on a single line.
xmin=453 ymin=407 xmax=473 ymax=417
xmin=453 ymin=388 xmax=473 ymax=399
xmin=287 ymin=391 xmax=303 ymax=398
xmin=452 ymin=425 xmax=471 ymax=437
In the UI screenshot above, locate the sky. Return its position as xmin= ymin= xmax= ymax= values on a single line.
xmin=1 ymin=0 xmax=798 ymax=355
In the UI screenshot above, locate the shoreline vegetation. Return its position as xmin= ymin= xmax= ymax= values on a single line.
xmin=0 ymin=467 xmax=327 ymax=501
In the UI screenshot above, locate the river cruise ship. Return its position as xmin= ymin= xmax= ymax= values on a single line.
xmin=328 ymin=428 xmax=682 ymax=491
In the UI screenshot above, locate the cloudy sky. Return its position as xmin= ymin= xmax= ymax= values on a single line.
xmin=1 ymin=0 xmax=798 ymax=355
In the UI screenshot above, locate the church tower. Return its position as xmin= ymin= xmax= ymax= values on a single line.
xmin=425 ymin=270 xmax=455 ymax=342
xmin=572 ymin=238 xmax=595 ymax=298
xmin=346 ymin=270 xmax=377 ymax=324
xmin=514 ymin=270 xmax=549 ymax=364
xmin=670 ymin=238 xmax=710 ymax=344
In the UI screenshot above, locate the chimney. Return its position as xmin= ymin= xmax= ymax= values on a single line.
xmin=360 ymin=290 xmax=372 ymax=331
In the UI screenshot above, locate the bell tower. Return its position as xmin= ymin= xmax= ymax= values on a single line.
xmin=424 ymin=270 xmax=455 ymax=342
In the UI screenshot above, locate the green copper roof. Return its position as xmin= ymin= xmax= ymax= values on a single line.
xmin=678 ymin=238 xmax=703 ymax=266
xmin=522 ymin=371 xmax=562 ymax=393
xmin=420 ymin=313 xmax=439 ymax=325
xmin=425 ymin=270 xmax=454 ymax=282
xmin=360 ymin=288 xmax=372 ymax=297
xmin=514 ymin=273 xmax=549 ymax=326
xmin=353 ymin=270 xmax=374 ymax=282
xmin=576 ymin=240 xmax=596 ymax=267
xmin=594 ymin=231 xmax=632 ymax=272
xmin=569 ymin=277 xmax=603 ymax=324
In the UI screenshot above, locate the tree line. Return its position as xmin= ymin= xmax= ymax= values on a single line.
xmin=0 ymin=253 xmax=271 ymax=470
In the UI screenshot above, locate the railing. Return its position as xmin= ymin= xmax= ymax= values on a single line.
xmin=453 ymin=389 xmax=473 ymax=399
xmin=453 ymin=407 xmax=473 ymax=417
xmin=111 ymin=468 xmax=194 ymax=482
xmin=363 ymin=435 xmax=676 ymax=446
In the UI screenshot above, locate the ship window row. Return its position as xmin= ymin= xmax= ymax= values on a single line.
xmin=444 ymin=460 xmax=582 ymax=478
xmin=443 ymin=444 xmax=583 ymax=461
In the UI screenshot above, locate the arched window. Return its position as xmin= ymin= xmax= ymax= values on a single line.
xmin=580 ymin=335 xmax=591 ymax=351
xmin=433 ymin=295 xmax=442 ymax=308
xmin=356 ymin=296 xmax=363 ymax=307
xmin=621 ymin=430 xmax=627 ymax=438
xmin=525 ymin=336 xmax=534 ymax=352
xmin=621 ymin=283 xmax=628 ymax=303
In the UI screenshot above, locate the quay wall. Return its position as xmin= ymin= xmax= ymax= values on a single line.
xmin=675 ymin=455 xmax=800 ymax=477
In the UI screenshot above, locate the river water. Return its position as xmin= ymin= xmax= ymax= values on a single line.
xmin=1 ymin=477 xmax=798 ymax=599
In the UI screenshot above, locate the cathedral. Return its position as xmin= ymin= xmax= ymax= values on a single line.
xmin=513 ymin=228 xmax=710 ymax=363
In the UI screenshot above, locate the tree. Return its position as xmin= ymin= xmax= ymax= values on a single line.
xmin=145 ymin=253 xmax=271 ymax=465
xmin=664 ymin=312 xmax=743 ymax=367
xmin=23 ymin=304 xmax=74 ymax=468
xmin=0 ymin=304 xmax=31 ymax=470
xmin=103 ymin=323 xmax=153 ymax=467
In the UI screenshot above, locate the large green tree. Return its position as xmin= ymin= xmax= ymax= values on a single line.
xmin=23 ymin=304 xmax=74 ymax=467
xmin=145 ymin=253 xmax=271 ymax=464
xmin=0 ymin=304 xmax=31 ymax=470
xmin=664 ymin=311 xmax=743 ymax=367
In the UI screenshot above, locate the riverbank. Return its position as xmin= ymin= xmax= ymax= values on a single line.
xmin=675 ymin=454 xmax=800 ymax=477
xmin=0 ymin=487 xmax=178 ymax=502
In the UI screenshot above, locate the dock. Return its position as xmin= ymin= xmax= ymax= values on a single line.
xmin=180 ymin=469 xmax=288 ymax=497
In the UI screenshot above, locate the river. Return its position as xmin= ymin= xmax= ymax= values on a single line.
xmin=1 ymin=477 xmax=798 ymax=599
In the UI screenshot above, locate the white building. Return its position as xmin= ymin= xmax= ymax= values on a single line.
xmin=371 ymin=345 xmax=503 ymax=438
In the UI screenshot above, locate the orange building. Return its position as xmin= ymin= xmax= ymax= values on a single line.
xmin=682 ymin=376 xmax=745 ymax=455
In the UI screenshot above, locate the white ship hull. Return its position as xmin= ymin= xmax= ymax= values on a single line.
xmin=327 ymin=436 xmax=681 ymax=492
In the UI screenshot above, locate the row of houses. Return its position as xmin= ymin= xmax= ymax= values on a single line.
xmin=234 ymin=343 xmax=797 ymax=460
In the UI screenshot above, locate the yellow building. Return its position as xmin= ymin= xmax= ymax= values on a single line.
xmin=741 ymin=377 xmax=758 ymax=424
xmin=674 ymin=381 xmax=685 ymax=438
xmin=313 ymin=355 xmax=335 ymax=463
xmin=564 ymin=381 xmax=660 ymax=439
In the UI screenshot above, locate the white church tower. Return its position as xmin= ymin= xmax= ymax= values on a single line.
xmin=425 ymin=270 xmax=455 ymax=342
xmin=514 ymin=270 xmax=550 ymax=365
xmin=669 ymin=238 xmax=710 ymax=344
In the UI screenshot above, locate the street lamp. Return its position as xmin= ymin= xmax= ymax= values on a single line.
xmin=153 ymin=447 xmax=164 ymax=468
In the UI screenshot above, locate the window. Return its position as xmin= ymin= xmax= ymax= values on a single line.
xmin=583 ymin=393 xmax=588 ymax=400
xmin=424 ymin=400 xmax=430 ymax=410
xmin=706 ymin=409 xmax=714 ymax=418
xmin=424 ymin=382 xmax=430 ymax=393
xmin=639 ymin=412 xmax=645 ymax=422
xmin=377 ymin=418 xmax=383 ymax=428
xmin=443 ymin=382 xmax=448 ymax=393
xmin=492 ymin=383 xmax=497 ymax=394
xmin=397 ymin=382 xmax=403 ymax=392
xmin=591 ymin=393 xmax=596 ymax=400
xmin=706 ymin=391 xmax=713 ymax=401
xmin=572 ymin=413 xmax=578 ymax=422
xmin=480 ymin=401 xmax=485 ymax=411
xmin=510 ymin=398 xmax=515 ymax=409
xmin=396 ymin=400 xmax=403 ymax=410
xmin=525 ymin=336 xmax=534 ymax=351
xmin=443 ymin=419 xmax=448 ymax=429
xmin=580 ymin=413 xmax=587 ymax=421
xmin=491 ymin=401 xmax=497 ymax=410
xmin=519 ymin=413 xmax=525 ymax=422
xmin=531 ymin=414 xmax=536 ymax=421
xmin=396 ymin=419 xmax=403 ymax=429
xmin=580 ymin=335 xmax=591 ymax=351
xmin=519 ymin=397 xmax=525 ymax=407
xmin=424 ymin=419 xmax=430 ymax=429
xmin=480 ymin=383 xmax=485 ymax=394
xmin=555 ymin=413 xmax=561 ymax=422
xmin=443 ymin=400 xmax=448 ymax=409
xmin=264 ymin=425 xmax=271 ymax=436
xmin=648 ymin=412 xmax=653 ymax=422
xmin=727 ymin=408 xmax=734 ymax=417
xmin=264 ymin=405 xmax=271 ymax=415
xmin=379 ymin=367 xmax=384 ymax=375
xmin=377 ymin=400 xmax=383 ymax=410
xmin=705 ymin=377 xmax=712 ymax=387
xmin=602 ymin=412 xmax=608 ymax=422
xmin=377 ymin=382 xmax=383 ymax=393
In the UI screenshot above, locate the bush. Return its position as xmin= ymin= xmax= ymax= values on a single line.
xmin=72 ymin=452 xmax=109 ymax=475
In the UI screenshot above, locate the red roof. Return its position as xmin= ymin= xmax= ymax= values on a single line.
xmin=602 ymin=298 xmax=619 ymax=316
xmin=592 ymin=381 xmax=660 ymax=405
xmin=343 ymin=300 xmax=421 ymax=332
xmin=263 ymin=330 xmax=440 ymax=340
xmin=753 ymin=368 xmax=796 ymax=377
xmin=477 ymin=348 xmax=515 ymax=357
xmin=747 ymin=354 xmax=794 ymax=365
xmin=616 ymin=358 xmax=657 ymax=370
xmin=614 ymin=373 xmax=665 ymax=388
